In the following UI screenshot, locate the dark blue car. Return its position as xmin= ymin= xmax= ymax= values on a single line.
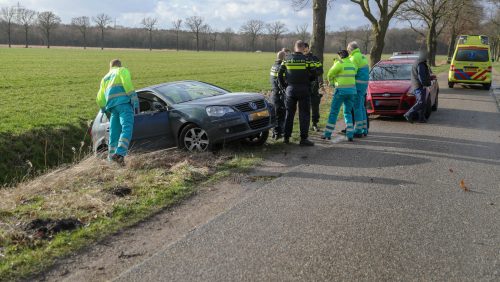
xmin=91 ymin=80 xmax=276 ymax=152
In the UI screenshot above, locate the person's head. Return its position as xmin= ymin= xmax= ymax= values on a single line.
xmin=418 ymin=49 xmax=428 ymax=63
xmin=347 ymin=41 xmax=359 ymax=53
xmin=110 ymin=59 xmax=122 ymax=69
xmin=277 ymin=50 xmax=286 ymax=61
xmin=337 ymin=50 xmax=349 ymax=59
xmin=294 ymin=40 xmax=306 ymax=53
xmin=304 ymin=43 xmax=310 ymax=54
xmin=281 ymin=48 xmax=291 ymax=55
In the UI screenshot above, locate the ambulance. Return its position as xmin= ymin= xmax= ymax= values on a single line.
xmin=448 ymin=35 xmax=492 ymax=90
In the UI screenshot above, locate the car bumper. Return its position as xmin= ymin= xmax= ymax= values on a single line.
xmin=448 ymin=72 xmax=491 ymax=84
xmin=367 ymin=95 xmax=416 ymax=116
xmin=206 ymin=110 xmax=276 ymax=144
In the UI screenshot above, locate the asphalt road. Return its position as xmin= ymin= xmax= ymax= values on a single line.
xmin=115 ymin=76 xmax=500 ymax=281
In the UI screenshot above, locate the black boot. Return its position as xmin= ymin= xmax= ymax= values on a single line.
xmin=312 ymin=123 xmax=321 ymax=132
xmin=284 ymin=137 xmax=290 ymax=144
xmin=111 ymin=154 xmax=125 ymax=166
xmin=299 ymin=139 xmax=315 ymax=146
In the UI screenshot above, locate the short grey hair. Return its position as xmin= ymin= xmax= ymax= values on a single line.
xmin=347 ymin=41 xmax=359 ymax=52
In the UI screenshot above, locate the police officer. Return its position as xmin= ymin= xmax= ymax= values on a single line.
xmin=304 ymin=42 xmax=324 ymax=132
xmin=405 ymin=50 xmax=431 ymax=123
xmin=347 ymin=41 xmax=369 ymax=137
xmin=321 ymin=50 xmax=357 ymax=142
xmin=278 ymin=40 xmax=316 ymax=146
xmin=270 ymin=51 xmax=287 ymax=139
xmin=96 ymin=59 xmax=139 ymax=165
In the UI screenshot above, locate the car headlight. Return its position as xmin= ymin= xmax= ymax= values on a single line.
xmin=206 ymin=106 xmax=234 ymax=117
xmin=405 ymin=92 xmax=415 ymax=97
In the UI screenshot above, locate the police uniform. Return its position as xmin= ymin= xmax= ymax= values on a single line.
xmin=270 ymin=59 xmax=285 ymax=138
xmin=96 ymin=66 xmax=139 ymax=160
xmin=278 ymin=52 xmax=316 ymax=143
xmin=305 ymin=52 xmax=324 ymax=129
xmin=322 ymin=57 xmax=357 ymax=140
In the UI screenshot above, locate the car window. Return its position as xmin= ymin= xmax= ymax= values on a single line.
xmin=137 ymin=91 xmax=167 ymax=113
xmin=370 ymin=64 xmax=412 ymax=81
xmin=455 ymin=48 xmax=489 ymax=62
xmin=154 ymin=81 xmax=228 ymax=104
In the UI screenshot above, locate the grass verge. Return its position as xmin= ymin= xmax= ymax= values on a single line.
xmin=0 ymin=149 xmax=261 ymax=281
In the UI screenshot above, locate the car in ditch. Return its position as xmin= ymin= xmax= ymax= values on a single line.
xmin=90 ymin=80 xmax=276 ymax=153
xmin=366 ymin=59 xmax=439 ymax=118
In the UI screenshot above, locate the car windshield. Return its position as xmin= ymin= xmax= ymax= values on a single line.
xmin=455 ymin=48 xmax=489 ymax=62
xmin=370 ymin=64 xmax=412 ymax=81
xmin=154 ymin=81 xmax=229 ymax=104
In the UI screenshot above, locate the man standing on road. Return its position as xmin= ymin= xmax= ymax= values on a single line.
xmin=270 ymin=51 xmax=287 ymax=140
xmin=404 ymin=51 xmax=431 ymax=123
xmin=96 ymin=59 xmax=139 ymax=165
xmin=321 ymin=50 xmax=357 ymax=142
xmin=304 ymin=42 xmax=324 ymax=132
xmin=278 ymin=40 xmax=316 ymax=146
xmin=347 ymin=41 xmax=370 ymax=137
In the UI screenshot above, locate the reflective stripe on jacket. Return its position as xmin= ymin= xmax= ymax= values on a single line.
xmin=96 ymin=67 xmax=138 ymax=110
xmin=278 ymin=52 xmax=316 ymax=87
xmin=327 ymin=58 xmax=357 ymax=89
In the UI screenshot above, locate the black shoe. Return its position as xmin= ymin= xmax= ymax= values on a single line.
xmin=404 ymin=114 xmax=414 ymax=124
xmin=339 ymin=129 xmax=347 ymax=135
xmin=354 ymin=133 xmax=363 ymax=138
xmin=320 ymin=135 xmax=331 ymax=140
xmin=299 ymin=139 xmax=315 ymax=146
xmin=284 ymin=137 xmax=290 ymax=144
xmin=347 ymin=137 xmax=354 ymax=142
xmin=111 ymin=154 xmax=125 ymax=166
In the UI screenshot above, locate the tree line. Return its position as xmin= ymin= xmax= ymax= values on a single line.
xmin=0 ymin=1 xmax=498 ymax=65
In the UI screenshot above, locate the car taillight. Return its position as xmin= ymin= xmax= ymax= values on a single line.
xmin=450 ymin=65 xmax=455 ymax=71
xmin=487 ymin=66 xmax=492 ymax=72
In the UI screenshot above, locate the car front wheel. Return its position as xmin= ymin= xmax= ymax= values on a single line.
xmin=425 ymin=95 xmax=432 ymax=119
xmin=242 ymin=130 xmax=269 ymax=146
xmin=432 ymin=91 xmax=439 ymax=111
xmin=179 ymin=124 xmax=210 ymax=152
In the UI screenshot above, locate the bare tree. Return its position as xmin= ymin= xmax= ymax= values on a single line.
xmin=38 ymin=11 xmax=61 ymax=48
xmin=185 ymin=16 xmax=205 ymax=52
xmin=359 ymin=24 xmax=372 ymax=53
xmin=71 ymin=16 xmax=90 ymax=49
xmin=240 ymin=19 xmax=265 ymax=51
xmin=172 ymin=19 xmax=182 ymax=51
xmin=398 ymin=0 xmax=456 ymax=66
xmin=141 ymin=17 xmax=158 ymax=51
xmin=292 ymin=0 xmax=329 ymax=63
xmin=267 ymin=21 xmax=288 ymax=52
xmin=339 ymin=26 xmax=351 ymax=49
xmin=221 ymin=28 xmax=234 ymax=50
xmin=207 ymin=27 xmax=218 ymax=51
xmin=93 ymin=13 xmax=112 ymax=50
xmin=296 ymin=23 xmax=309 ymax=42
xmin=444 ymin=1 xmax=483 ymax=62
xmin=0 ymin=6 xmax=16 ymax=47
xmin=350 ymin=0 xmax=408 ymax=66
xmin=17 ymin=8 xmax=36 ymax=48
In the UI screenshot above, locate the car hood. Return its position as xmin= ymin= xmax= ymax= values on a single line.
xmin=369 ymin=80 xmax=411 ymax=94
xmin=176 ymin=92 xmax=265 ymax=106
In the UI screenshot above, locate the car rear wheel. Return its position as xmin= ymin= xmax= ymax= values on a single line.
xmin=242 ymin=130 xmax=269 ymax=146
xmin=483 ymin=83 xmax=491 ymax=90
xmin=425 ymin=95 xmax=432 ymax=119
xmin=448 ymin=82 xmax=454 ymax=88
xmin=432 ymin=91 xmax=439 ymax=111
xmin=179 ymin=124 xmax=210 ymax=152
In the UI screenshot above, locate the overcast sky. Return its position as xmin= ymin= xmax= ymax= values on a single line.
xmin=0 ymin=0 xmax=376 ymax=31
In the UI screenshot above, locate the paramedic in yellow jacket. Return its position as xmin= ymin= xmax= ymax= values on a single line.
xmin=96 ymin=59 xmax=139 ymax=165
xmin=321 ymin=50 xmax=357 ymax=142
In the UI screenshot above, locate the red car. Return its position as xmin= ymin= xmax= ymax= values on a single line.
xmin=366 ymin=59 xmax=439 ymax=118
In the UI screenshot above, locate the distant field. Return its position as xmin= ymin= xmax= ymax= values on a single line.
xmin=0 ymin=47 xmax=451 ymax=184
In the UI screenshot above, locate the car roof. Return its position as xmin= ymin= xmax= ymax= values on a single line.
xmin=376 ymin=59 xmax=415 ymax=65
xmin=137 ymin=80 xmax=203 ymax=92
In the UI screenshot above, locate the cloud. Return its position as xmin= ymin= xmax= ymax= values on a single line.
xmin=0 ymin=0 xmax=371 ymax=31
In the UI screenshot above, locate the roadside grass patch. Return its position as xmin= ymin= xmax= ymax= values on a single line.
xmin=0 ymin=149 xmax=262 ymax=281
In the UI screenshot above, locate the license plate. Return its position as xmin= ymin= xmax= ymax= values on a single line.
xmin=248 ymin=110 xmax=269 ymax=121
xmin=464 ymin=67 xmax=478 ymax=72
